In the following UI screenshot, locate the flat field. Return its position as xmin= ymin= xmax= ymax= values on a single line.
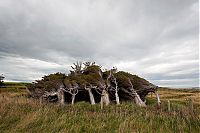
xmin=0 ymin=84 xmax=199 ymax=133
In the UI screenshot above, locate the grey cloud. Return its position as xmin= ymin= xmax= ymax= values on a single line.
xmin=0 ymin=0 xmax=198 ymax=87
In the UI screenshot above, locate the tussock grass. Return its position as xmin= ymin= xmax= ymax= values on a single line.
xmin=0 ymin=87 xmax=200 ymax=133
xmin=149 ymin=88 xmax=200 ymax=107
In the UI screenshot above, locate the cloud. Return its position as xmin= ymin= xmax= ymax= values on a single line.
xmin=0 ymin=0 xmax=198 ymax=87
xmin=0 ymin=55 xmax=68 ymax=82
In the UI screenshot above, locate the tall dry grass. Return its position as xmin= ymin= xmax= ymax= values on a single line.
xmin=0 ymin=88 xmax=199 ymax=133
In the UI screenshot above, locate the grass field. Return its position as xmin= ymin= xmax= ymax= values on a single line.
xmin=0 ymin=83 xmax=199 ymax=133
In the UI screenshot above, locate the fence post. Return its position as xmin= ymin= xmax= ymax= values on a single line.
xmin=189 ymin=98 xmax=194 ymax=113
xmin=167 ymin=100 xmax=171 ymax=112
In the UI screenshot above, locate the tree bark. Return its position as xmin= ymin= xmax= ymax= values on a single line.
xmin=128 ymin=78 xmax=146 ymax=107
xmin=71 ymin=95 xmax=75 ymax=105
xmin=87 ymin=89 xmax=95 ymax=105
xmin=101 ymin=98 xmax=103 ymax=109
xmin=134 ymin=93 xmax=146 ymax=107
xmin=101 ymin=89 xmax=110 ymax=107
xmin=113 ymin=78 xmax=120 ymax=105
xmin=39 ymin=96 xmax=43 ymax=104
xmin=155 ymin=92 xmax=161 ymax=107
xmin=115 ymin=90 xmax=120 ymax=105
xmin=58 ymin=89 xmax=65 ymax=105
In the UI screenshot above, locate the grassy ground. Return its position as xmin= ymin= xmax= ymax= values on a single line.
xmin=0 ymin=84 xmax=199 ymax=133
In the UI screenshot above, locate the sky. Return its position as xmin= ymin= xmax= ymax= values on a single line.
xmin=0 ymin=0 xmax=199 ymax=88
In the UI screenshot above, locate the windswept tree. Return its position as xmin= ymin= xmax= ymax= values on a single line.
xmin=96 ymin=80 xmax=110 ymax=109
xmin=114 ymin=71 xmax=156 ymax=102
xmin=62 ymin=80 xmax=79 ymax=105
xmin=107 ymin=68 xmax=120 ymax=105
xmin=128 ymin=78 xmax=146 ymax=107
xmin=82 ymin=64 xmax=110 ymax=108
xmin=27 ymin=73 xmax=66 ymax=98
xmin=27 ymin=62 xmax=158 ymax=107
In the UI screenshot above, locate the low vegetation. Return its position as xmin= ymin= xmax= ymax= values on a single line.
xmin=0 ymin=84 xmax=199 ymax=133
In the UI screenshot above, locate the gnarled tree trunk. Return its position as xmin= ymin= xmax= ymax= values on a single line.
xmin=58 ymin=85 xmax=66 ymax=104
xmin=113 ymin=79 xmax=120 ymax=105
xmin=71 ymin=94 xmax=75 ymax=105
xmin=134 ymin=93 xmax=146 ymax=107
xmin=115 ymin=89 xmax=120 ymax=105
xmin=60 ymin=83 xmax=79 ymax=105
xmin=87 ymin=89 xmax=95 ymax=105
xmin=101 ymin=89 xmax=110 ymax=109
xmin=128 ymin=78 xmax=146 ymax=107
xmin=58 ymin=89 xmax=65 ymax=105
xmin=85 ymin=85 xmax=96 ymax=105
xmin=107 ymin=69 xmax=120 ymax=105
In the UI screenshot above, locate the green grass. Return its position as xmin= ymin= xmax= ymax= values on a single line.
xmin=0 ymin=86 xmax=200 ymax=133
xmin=0 ymin=82 xmax=28 ymax=93
xmin=3 ymin=82 xmax=30 ymax=86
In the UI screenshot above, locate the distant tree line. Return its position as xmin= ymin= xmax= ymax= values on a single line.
xmin=0 ymin=74 xmax=5 ymax=86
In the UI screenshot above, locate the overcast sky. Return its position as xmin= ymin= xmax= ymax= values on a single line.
xmin=0 ymin=0 xmax=199 ymax=88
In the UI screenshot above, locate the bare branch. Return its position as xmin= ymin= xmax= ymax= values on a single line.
xmin=94 ymin=87 xmax=103 ymax=95
xmin=70 ymin=61 xmax=83 ymax=75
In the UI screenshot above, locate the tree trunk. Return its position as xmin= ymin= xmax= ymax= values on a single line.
xmin=71 ymin=95 xmax=75 ymax=105
xmin=101 ymin=89 xmax=110 ymax=106
xmin=58 ymin=89 xmax=65 ymax=105
xmin=115 ymin=90 xmax=120 ymax=105
xmin=155 ymin=92 xmax=161 ymax=107
xmin=39 ymin=96 xmax=43 ymax=104
xmin=101 ymin=98 xmax=103 ymax=109
xmin=134 ymin=93 xmax=146 ymax=107
xmin=88 ymin=89 xmax=95 ymax=105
